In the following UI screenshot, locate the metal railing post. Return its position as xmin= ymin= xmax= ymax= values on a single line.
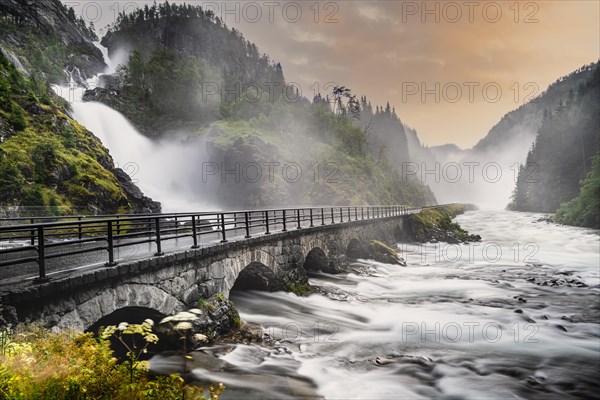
xmin=340 ymin=207 xmax=344 ymax=223
xmin=321 ymin=208 xmax=325 ymax=225
xmin=309 ymin=209 xmax=314 ymax=227
xmin=155 ymin=217 xmax=164 ymax=256
xmin=297 ymin=209 xmax=302 ymax=230
xmin=244 ymin=212 xmax=251 ymax=238
xmin=264 ymin=211 xmax=270 ymax=235
xmin=116 ymin=215 xmax=121 ymax=235
xmin=191 ymin=215 xmax=199 ymax=249
xmin=106 ymin=220 xmax=116 ymax=266
xmin=220 ymin=213 xmax=227 ymax=242
xmin=282 ymin=210 xmax=287 ymax=232
xmin=331 ymin=208 xmax=335 ymax=224
xmin=361 ymin=206 xmax=364 ymax=220
xmin=34 ymin=226 xmax=47 ymax=283
xmin=78 ymin=216 xmax=83 ymax=239
xmin=30 ymin=218 xmax=35 ymax=245
xmin=347 ymin=207 xmax=351 ymax=222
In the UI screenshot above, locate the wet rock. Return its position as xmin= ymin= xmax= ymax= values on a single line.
xmin=98 ymin=73 xmax=121 ymax=90
xmin=115 ymin=167 xmax=161 ymax=213
xmin=373 ymin=356 xmax=394 ymax=366
xmin=535 ymin=215 xmax=555 ymax=224
xmin=555 ymin=324 xmax=568 ymax=332
xmin=159 ymin=295 xmax=241 ymax=344
xmin=25 ymin=102 xmax=42 ymax=115
xmin=367 ymin=240 xmax=406 ymax=266
xmin=193 ymin=295 xmax=241 ymax=339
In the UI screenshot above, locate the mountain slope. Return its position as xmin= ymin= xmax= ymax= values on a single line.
xmin=472 ymin=63 xmax=597 ymax=156
xmin=90 ymin=2 xmax=284 ymax=137
xmin=0 ymin=1 xmax=159 ymax=216
xmin=423 ymin=62 xmax=599 ymax=207
xmin=508 ymin=64 xmax=600 ymax=223
xmin=0 ymin=0 xmax=105 ymax=83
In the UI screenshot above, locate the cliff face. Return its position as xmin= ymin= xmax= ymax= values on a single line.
xmin=0 ymin=50 xmax=160 ymax=215
xmin=0 ymin=0 xmax=106 ymax=83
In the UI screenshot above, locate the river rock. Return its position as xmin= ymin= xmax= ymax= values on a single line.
xmin=367 ymin=240 xmax=406 ymax=266
xmin=191 ymin=295 xmax=241 ymax=339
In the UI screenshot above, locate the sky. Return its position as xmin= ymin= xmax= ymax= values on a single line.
xmin=70 ymin=0 xmax=599 ymax=148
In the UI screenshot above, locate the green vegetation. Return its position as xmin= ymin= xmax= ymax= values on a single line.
xmin=509 ymin=64 xmax=600 ymax=223
xmin=101 ymin=1 xmax=285 ymax=136
xmin=286 ymin=281 xmax=311 ymax=296
xmin=200 ymin=108 xmax=434 ymax=207
xmin=366 ymin=240 xmax=406 ymax=265
xmin=368 ymin=240 xmax=400 ymax=258
xmin=0 ymin=49 xmax=135 ymax=214
xmin=406 ymin=204 xmax=477 ymax=242
xmin=0 ymin=324 xmax=222 ymax=399
xmin=555 ymin=153 xmax=600 ymax=228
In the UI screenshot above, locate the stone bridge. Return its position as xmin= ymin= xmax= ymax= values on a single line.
xmin=1 ymin=212 xmax=411 ymax=331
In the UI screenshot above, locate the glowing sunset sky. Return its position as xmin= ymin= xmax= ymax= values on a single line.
xmin=82 ymin=0 xmax=600 ymax=147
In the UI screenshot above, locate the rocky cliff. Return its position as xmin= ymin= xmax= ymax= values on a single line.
xmin=0 ymin=0 xmax=105 ymax=84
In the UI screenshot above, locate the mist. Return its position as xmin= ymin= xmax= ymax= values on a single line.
xmin=423 ymin=129 xmax=538 ymax=209
xmin=53 ymin=44 xmax=217 ymax=213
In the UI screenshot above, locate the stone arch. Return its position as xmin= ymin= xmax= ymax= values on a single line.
xmin=346 ymin=238 xmax=368 ymax=259
xmin=219 ymin=247 xmax=279 ymax=297
xmin=230 ymin=261 xmax=282 ymax=293
xmin=55 ymin=284 xmax=184 ymax=331
xmin=85 ymin=306 xmax=166 ymax=334
xmin=303 ymin=246 xmax=333 ymax=273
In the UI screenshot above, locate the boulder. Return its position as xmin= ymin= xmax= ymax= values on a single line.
xmin=367 ymin=240 xmax=406 ymax=266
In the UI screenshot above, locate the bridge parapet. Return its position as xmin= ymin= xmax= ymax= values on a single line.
xmin=0 ymin=205 xmax=451 ymax=330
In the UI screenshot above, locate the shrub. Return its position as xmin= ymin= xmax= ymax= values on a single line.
xmin=0 ymin=324 xmax=224 ymax=399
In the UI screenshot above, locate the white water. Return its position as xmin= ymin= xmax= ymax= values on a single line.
xmin=49 ymin=42 xmax=599 ymax=399
xmin=53 ymin=42 xmax=213 ymax=212
xmin=190 ymin=209 xmax=599 ymax=399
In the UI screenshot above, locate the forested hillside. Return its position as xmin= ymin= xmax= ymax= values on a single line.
xmin=472 ymin=63 xmax=598 ymax=155
xmin=93 ymin=2 xmax=284 ymax=136
xmin=509 ymin=64 xmax=600 ymax=227
xmin=87 ymin=2 xmax=437 ymax=208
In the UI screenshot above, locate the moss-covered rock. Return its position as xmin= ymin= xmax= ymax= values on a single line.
xmin=367 ymin=240 xmax=406 ymax=266
xmin=403 ymin=204 xmax=481 ymax=243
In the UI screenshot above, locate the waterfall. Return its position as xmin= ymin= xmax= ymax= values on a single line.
xmin=53 ymin=42 xmax=213 ymax=213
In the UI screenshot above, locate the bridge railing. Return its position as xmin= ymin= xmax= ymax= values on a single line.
xmin=0 ymin=205 xmax=421 ymax=283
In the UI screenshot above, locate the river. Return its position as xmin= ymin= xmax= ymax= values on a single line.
xmin=55 ymin=44 xmax=599 ymax=400
xmin=176 ymin=209 xmax=598 ymax=399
